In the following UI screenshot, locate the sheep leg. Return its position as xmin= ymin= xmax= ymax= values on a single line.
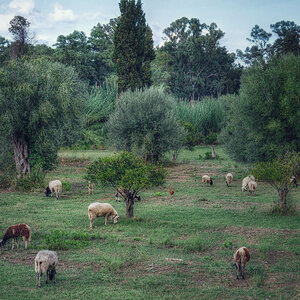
xmin=46 ymin=270 xmax=49 ymax=284
xmin=11 ymin=238 xmax=15 ymax=250
xmin=36 ymin=273 xmax=39 ymax=287
xmin=105 ymin=215 xmax=108 ymax=226
xmin=236 ymin=263 xmax=239 ymax=280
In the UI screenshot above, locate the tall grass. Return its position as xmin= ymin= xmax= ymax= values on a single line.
xmin=81 ymin=81 xmax=116 ymax=147
xmin=175 ymin=97 xmax=224 ymax=137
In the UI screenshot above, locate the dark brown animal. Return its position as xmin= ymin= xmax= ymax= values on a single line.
xmin=0 ymin=223 xmax=31 ymax=249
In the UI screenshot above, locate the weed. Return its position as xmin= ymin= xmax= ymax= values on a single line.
xmin=223 ymin=239 xmax=233 ymax=249
xmin=62 ymin=181 xmax=72 ymax=192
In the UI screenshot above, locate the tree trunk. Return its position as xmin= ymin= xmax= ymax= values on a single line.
xmin=278 ymin=188 xmax=288 ymax=211
xmin=126 ymin=197 xmax=134 ymax=218
xmin=12 ymin=135 xmax=30 ymax=177
xmin=210 ymin=145 xmax=216 ymax=158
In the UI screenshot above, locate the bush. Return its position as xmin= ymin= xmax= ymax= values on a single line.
xmin=107 ymin=86 xmax=184 ymax=163
xmin=62 ymin=181 xmax=72 ymax=192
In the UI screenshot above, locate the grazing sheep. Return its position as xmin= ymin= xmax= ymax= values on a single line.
xmin=45 ymin=180 xmax=62 ymax=199
xmin=290 ymin=176 xmax=298 ymax=188
xmin=0 ymin=223 xmax=31 ymax=250
xmin=234 ymin=247 xmax=250 ymax=280
xmin=202 ymin=175 xmax=213 ymax=186
xmin=115 ymin=188 xmax=141 ymax=202
xmin=248 ymin=180 xmax=257 ymax=195
xmin=226 ymin=173 xmax=233 ymax=187
xmin=242 ymin=175 xmax=255 ymax=192
xmin=88 ymin=202 xmax=119 ymax=228
xmin=35 ymin=250 xmax=58 ymax=287
xmin=88 ymin=181 xmax=95 ymax=195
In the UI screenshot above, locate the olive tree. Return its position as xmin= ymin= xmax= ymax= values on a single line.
xmin=107 ymin=86 xmax=184 ymax=163
xmin=0 ymin=58 xmax=87 ymax=176
xmin=86 ymin=151 xmax=166 ymax=217
xmin=252 ymin=152 xmax=300 ymax=214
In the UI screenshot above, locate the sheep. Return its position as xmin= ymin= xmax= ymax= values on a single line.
xmin=88 ymin=202 xmax=119 ymax=228
xmin=233 ymin=247 xmax=250 ymax=280
xmin=242 ymin=175 xmax=255 ymax=192
xmin=115 ymin=188 xmax=141 ymax=202
xmin=202 ymin=175 xmax=213 ymax=186
xmin=226 ymin=173 xmax=233 ymax=187
xmin=0 ymin=223 xmax=31 ymax=250
xmin=88 ymin=181 xmax=95 ymax=195
xmin=248 ymin=180 xmax=257 ymax=195
xmin=35 ymin=250 xmax=58 ymax=287
xmin=45 ymin=180 xmax=62 ymax=199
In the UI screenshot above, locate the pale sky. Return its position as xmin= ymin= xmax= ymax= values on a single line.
xmin=0 ymin=0 xmax=299 ymax=53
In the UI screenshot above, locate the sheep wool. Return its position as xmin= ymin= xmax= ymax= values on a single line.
xmin=0 ymin=223 xmax=31 ymax=250
xmin=248 ymin=180 xmax=257 ymax=195
xmin=202 ymin=175 xmax=213 ymax=186
xmin=88 ymin=202 xmax=119 ymax=228
xmin=46 ymin=180 xmax=62 ymax=199
xmin=35 ymin=250 xmax=58 ymax=287
xmin=242 ymin=175 xmax=255 ymax=192
xmin=226 ymin=173 xmax=233 ymax=187
xmin=234 ymin=247 xmax=250 ymax=280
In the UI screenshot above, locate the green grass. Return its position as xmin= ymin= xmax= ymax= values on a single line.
xmin=0 ymin=146 xmax=299 ymax=299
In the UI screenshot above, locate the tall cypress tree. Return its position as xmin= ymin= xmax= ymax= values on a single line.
xmin=113 ymin=0 xmax=154 ymax=93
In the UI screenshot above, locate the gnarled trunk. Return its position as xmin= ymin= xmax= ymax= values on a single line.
xmin=278 ymin=188 xmax=288 ymax=211
xmin=210 ymin=145 xmax=216 ymax=158
xmin=125 ymin=197 xmax=134 ymax=218
xmin=12 ymin=135 xmax=30 ymax=177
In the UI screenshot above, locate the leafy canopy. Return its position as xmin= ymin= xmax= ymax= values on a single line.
xmin=107 ymin=86 xmax=184 ymax=163
xmin=86 ymin=151 xmax=166 ymax=194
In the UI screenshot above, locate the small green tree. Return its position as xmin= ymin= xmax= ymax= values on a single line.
xmin=252 ymin=152 xmax=300 ymax=214
xmin=86 ymin=151 xmax=166 ymax=217
xmin=107 ymin=87 xmax=184 ymax=163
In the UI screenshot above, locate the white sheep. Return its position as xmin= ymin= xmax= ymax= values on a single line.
xmin=202 ymin=175 xmax=213 ymax=185
xmin=233 ymin=247 xmax=250 ymax=280
xmin=35 ymin=250 xmax=58 ymax=287
xmin=88 ymin=202 xmax=119 ymax=228
xmin=0 ymin=223 xmax=31 ymax=249
xmin=45 ymin=180 xmax=62 ymax=199
xmin=242 ymin=175 xmax=255 ymax=191
xmin=226 ymin=173 xmax=233 ymax=187
xmin=248 ymin=180 xmax=257 ymax=195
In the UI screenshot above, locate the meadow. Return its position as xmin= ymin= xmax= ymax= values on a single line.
xmin=0 ymin=146 xmax=299 ymax=300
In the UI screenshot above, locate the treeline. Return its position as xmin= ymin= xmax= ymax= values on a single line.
xmin=0 ymin=0 xmax=300 ymax=186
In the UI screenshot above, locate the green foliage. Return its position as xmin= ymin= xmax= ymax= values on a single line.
xmin=62 ymin=181 xmax=72 ymax=192
xmin=179 ymin=121 xmax=198 ymax=150
xmin=15 ymin=169 xmax=45 ymax=191
xmin=161 ymin=17 xmax=241 ymax=99
xmin=175 ymin=98 xmax=224 ymax=142
xmin=107 ymin=87 xmax=184 ymax=163
xmin=222 ymin=239 xmax=233 ymax=249
xmin=252 ymin=152 xmax=300 ymax=214
xmin=85 ymin=151 xmax=166 ymax=194
xmin=221 ymin=55 xmax=300 ymax=162
xmin=0 ymin=58 xmax=87 ymax=173
xmin=113 ymin=0 xmax=155 ymax=92
xmin=82 ymin=81 xmax=116 ymax=147
xmin=238 ymin=20 xmax=300 ymax=65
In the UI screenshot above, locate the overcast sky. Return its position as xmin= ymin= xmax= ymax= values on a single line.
xmin=1 ymin=0 xmax=299 ymax=53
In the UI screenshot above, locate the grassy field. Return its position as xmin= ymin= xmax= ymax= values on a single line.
xmin=0 ymin=146 xmax=299 ymax=299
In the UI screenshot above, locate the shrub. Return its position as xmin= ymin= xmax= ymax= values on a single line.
xmin=62 ymin=181 xmax=72 ymax=192
xmin=107 ymin=86 xmax=184 ymax=163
